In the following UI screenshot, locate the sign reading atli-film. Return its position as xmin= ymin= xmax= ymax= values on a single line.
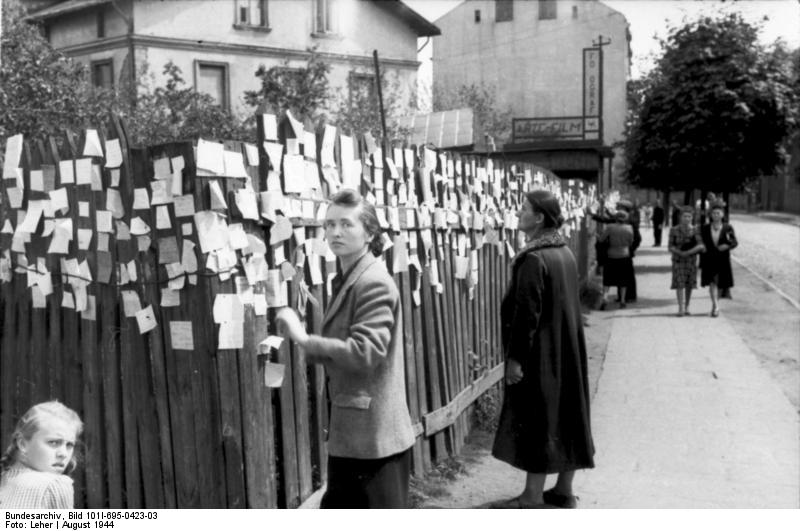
xmin=512 ymin=47 xmax=603 ymax=143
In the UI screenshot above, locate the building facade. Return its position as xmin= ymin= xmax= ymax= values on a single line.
xmin=432 ymin=0 xmax=630 ymax=189
xmin=29 ymin=0 xmax=439 ymax=118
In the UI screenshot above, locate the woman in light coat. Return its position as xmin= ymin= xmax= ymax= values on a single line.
xmin=277 ymin=189 xmax=415 ymax=509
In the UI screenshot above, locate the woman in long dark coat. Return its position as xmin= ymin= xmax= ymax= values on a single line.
xmin=491 ymin=190 xmax=595 ymax=509
xmin=699 ymin=202 xmax=738 ymax=317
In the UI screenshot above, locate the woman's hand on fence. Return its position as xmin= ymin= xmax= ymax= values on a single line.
xmin=505 ymin=359 xmax=524 ymax=385
xmin=276 ymin=308 xmax=308 ymax=346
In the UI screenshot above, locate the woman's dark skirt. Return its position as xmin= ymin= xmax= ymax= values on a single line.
xmin=320 ymin=449 xmax=411 ymax=509
xmin=603 ymin=257 xmax=634 ymax=288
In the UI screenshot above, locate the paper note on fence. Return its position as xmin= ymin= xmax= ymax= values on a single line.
xmin=106 ymin=189 xmax=125 ymax=219
xmin=135 ymin=305 xmax=157 ymax=334
xmin=213 ymin=293 xmax=244 ymax=324
xmin=197 ymin=138 xmax=225 ymax=175
xmin=223 ymin=150 xmax=249 ymax=178
xmin=104 ymin=138 xmax=123 ymax=168
xmin=169 ymin=321 xmax=194 ymax=350
xmin=194 ymin=211 xmax=229 ymax=253
xmin=58 ymin=160 xmax=74 ymax=185
xmin=83 ymin=129 xmax=104 ymax=157
xmin=132 ymin=188 xmax=149 ymax=210
xmin=261 ymin=113 xmax=278 ymax=141
xmin=3 ymin=134 xmax=23 ymax=179
xmin=218 ymin=321 xmax=244 ymax=350
xmin=121 ymin=290 xmax=141 ymax=317
xmin=235 ymin=188 xmax=259 ymax=220
xmin=160 ymin=287 xmax=180 ymax=307
xmin=263 ymin=362 xmax=285 ymax=388
xmin=75 ymin=158 xmax=92 ymax=185
xmin=153 ymin=157 xmax=171 ymax=180
xmin=173 ymin=195 xmax=195 ymax=218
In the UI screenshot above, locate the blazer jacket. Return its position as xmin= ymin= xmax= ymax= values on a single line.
xmin=302 ymin=253 xmax=415 ymax=459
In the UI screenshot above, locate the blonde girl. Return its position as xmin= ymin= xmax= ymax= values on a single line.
xmin=0 ymin=401 xmax=83 ymax=509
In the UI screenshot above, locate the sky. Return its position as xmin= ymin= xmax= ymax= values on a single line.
xmin=405 ymin=0 xmax=800 ymax=87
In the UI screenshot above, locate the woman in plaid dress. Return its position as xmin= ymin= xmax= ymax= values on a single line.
xmin=668 ymin=207 xmax=705 ymax=316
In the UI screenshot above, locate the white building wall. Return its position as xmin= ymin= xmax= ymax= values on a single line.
xmin=433 ymin=0 xmax=629 ymax=148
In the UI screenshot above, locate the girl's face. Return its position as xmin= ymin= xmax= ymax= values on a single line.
xmin=517 ymin=199 xmax=543 ymax=234
xmin=710 ymin=209 xmax=723 ymax=223
xmin=18 ymin=418 xmax=76 ymax=474
xmin=680 ymin=212 xmax=693 ymax=226
xmin=325 ymin=204 xmax=371 ymax=260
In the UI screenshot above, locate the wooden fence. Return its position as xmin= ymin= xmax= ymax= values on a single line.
xmin=0 ymin=113 xmax=596 ymax=508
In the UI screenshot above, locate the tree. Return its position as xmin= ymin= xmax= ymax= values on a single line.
xmin=125 ymin=62 xmax=253 ymax=146
xmin=334 ymin=68 xmax=412 ymax=143
xmin=624 ymin=13 xmax=798 ymax=199
xmin=244 ymin=48 xmax=331 ymax=122
xmin=0 ymin=0 xmax=121 ymax=141
xmin=0 ymin=0 xmax=250 ymax=147
xmin=433 ymin=83 xmax=513 ymax=148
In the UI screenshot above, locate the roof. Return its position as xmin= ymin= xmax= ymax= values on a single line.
xmin=26 ymin=0 xmax=110 ymax=20
xmin=398 ymin=109 xmax=474 ymax=149
xmin=27 ymin=0 xmax=440 ymax=36
xmin=375 ymin=0 xmax=441 ymax=37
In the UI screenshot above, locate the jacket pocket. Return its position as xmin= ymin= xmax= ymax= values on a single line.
xmin=332 ymin=393 xmax=372 ymax=410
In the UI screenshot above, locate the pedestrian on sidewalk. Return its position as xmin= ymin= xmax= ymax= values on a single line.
xmin=699 ymin=202 xmax=738 ymax=317
xmin=276 ymin=189 xmax=415 ymax=509
xmin=491 ymin=190 xmax=595 ymax=509
xmin=668 ymin=206 xmax=705 ymax=316
xmin=651 ymin=201 xmax=665 ymax=247
xmin=598 ymin=210 xmax=635 ymax=310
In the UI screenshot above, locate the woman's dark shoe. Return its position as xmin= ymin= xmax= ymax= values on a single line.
xmin=542 ymin=489 xmax=578 ymax=509
xmin=599 ymin=302 xmax=607 ymax=311
xmin=619 ymin=302 xmax=627 ymax=309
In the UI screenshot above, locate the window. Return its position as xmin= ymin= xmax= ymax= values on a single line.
xmin=235 ymin=0 xmax=268 ymax=28
xmin=539 ymin=0 xmax=557 ymax=20
xmin=349 ymin=73 xmax=375 ymax=104
xmin=195 ymin=62 xmax=229 ymax=111
xmin=96 ymin=8 xmax=105 ymax=38
xmin=92 ymin=60 xmax=114 ymax=89
xmin=495 ymin=0 xmax=513 ymax=22
xmin=475 ymin=10 xmax=481 ymax=23
xmin=314 ymin=0 xmax=333 ymax=33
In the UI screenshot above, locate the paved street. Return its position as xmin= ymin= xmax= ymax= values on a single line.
xmin=420 ymin=224 xmax=800 ymax=509
xmin=728 ymin=213 xmax=800 ymax=305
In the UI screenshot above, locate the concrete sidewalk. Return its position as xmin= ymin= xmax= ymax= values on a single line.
xmin=423 ymin=246 xmax=800 ymax=508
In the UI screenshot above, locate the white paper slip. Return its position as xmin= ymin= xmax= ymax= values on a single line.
xmin=170 ymin=321 xmax=194 ymax=350
xmin=135 ymin=305 xmax=158 ymax=334
xmin=218 ymin=321 xmax=244 ymax=350
xmin=83 ymin=129 xmax=104 ymax=157
xmin=213 ymin=293 xmax=245 ymax=324
xmin=197 ymin=138 xmax=225 ymax=175
xmin=104 ymin=138 xmax=123 ymax=168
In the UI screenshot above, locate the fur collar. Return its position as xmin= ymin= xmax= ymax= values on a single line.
xmin=511 ymin=229 xmax=566 ymax=267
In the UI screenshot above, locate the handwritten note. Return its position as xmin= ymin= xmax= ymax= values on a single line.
xmin=105 ymin=138 xmax=123 ymax=168
xmin=135 ymin=305 xmax=158 ymax=334
xmin=169 ymin=321 xmax=194 ymax=350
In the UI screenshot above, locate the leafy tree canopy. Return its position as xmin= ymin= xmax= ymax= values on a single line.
xmin=244 ymin=48 xmax=332 ymax=122
xmin=1 ymin=0 xmax=249 ymax=147
xmin=624 ymin=12 xmax=798 ymax=193
xmin=0 ymin=0 xmax=120 ymax=140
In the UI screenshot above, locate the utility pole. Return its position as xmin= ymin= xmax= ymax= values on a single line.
xmin=592 ymin=34 xmax=611 ymax=190
xmin=372 ymin=50 xmax=388 ymax=145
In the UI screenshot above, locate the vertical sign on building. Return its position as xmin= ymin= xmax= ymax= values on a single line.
xmin=583 ymin=47 xmax=601 ymax=140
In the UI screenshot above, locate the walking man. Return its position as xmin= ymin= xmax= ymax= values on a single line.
xmin=652 ymin=201 xmax=665 ymax=247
